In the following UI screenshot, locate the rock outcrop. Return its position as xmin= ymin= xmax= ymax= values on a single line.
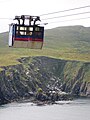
xmin=0 ymin=56 xmax=90 ymax=105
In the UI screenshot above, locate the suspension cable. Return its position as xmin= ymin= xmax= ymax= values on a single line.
xmin=40 ymin=5 xmax=90 ymax=16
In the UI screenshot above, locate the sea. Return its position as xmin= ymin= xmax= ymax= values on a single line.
xmin=0 ymin=98 xmax=90 ymax=120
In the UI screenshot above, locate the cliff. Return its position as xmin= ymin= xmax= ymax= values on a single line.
xmin=0 ymin=56 xmax=90 ymax=104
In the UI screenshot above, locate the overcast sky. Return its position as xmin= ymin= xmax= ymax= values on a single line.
xmin=0 ymin=0 xmax=90 ymax=32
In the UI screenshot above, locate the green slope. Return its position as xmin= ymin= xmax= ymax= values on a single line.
xmin=0 ymin=25 xmax=90 ymax=67
xmin=0 ymin=32 xmax=8 ymax=47
xmin=45 ymin=25 xmax=90 ymax=52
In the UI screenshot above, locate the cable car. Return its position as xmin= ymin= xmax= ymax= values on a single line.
xmin=9 ymin=15 xmax=44 ymax=49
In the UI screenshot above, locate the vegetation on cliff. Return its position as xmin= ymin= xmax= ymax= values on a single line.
xmin=0 ymin=56 xmax=90 ymax=104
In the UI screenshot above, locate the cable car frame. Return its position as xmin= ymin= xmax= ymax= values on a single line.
xmin=9 ymin=15 xmax=44 ymax=49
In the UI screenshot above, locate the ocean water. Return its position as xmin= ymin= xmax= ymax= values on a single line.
xmin=0 ymin=98 xmax=90 ymax=120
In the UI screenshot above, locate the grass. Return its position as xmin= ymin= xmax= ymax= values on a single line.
xmin=0 ymin=47 xmax=90 ymax=67
xmin=0 ymin=25 xmax=90 ymax=67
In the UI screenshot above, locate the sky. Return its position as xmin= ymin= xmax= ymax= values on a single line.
xmin=0 ymin=0 xmax=90 ymax=32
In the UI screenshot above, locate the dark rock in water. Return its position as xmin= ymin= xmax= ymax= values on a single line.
xmin=34 ymin=90 xmax=73 ymax=105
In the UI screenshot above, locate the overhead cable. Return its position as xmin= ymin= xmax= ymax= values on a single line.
xmin=42 ymin=11 xmax=90 ymax=20
xmin=1 ymin=11 xmax=90 ymax=21
xmin=44 ymin=16 xmax=90 ymax=24
xmin=40 ymin=5 xmax=90 ymax=16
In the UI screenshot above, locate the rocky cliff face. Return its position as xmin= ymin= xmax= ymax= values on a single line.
xmin=0 ymin=56 xmax=90 ymax=104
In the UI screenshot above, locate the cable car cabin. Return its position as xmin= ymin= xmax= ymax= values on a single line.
xmin=9 ymin=24 xmax=44 ymax=49
xmin=9 ymin=15 xmax=44 ymax=49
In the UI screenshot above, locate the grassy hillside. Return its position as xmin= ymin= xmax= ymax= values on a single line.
xmin=0 ymin=25 xmax=90 ymax=67
xmin=0 ymin=32 xmax=8 ymax=47
xmin=45 ymin=25 xmax=90 ymax=51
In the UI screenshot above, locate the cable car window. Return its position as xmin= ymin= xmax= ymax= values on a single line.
xmin=16 ymin=26 xmax=19 ymax=30
xmin=29 ymin=27 xmax=33 ymax=31
xmin=29 ymin=32 xmax=32 ymax=35
xmin=26 ymin=31 xmax=32 ymax=35
xmin=24 ymin=27 xmax=27 ymax=30
xmin=20 ymin=31 xmax=25 ymax=35
xmin=20 ymin=27 xmax=25 ymax=30
xmin=35 ymin=27 xmax=40 ymax=31
xmin=24 ymin=32 xmax=26 ymax=35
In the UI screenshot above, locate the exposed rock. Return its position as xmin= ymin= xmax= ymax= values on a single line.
xmin=0 ymin=56 xmax=90 ymax=105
